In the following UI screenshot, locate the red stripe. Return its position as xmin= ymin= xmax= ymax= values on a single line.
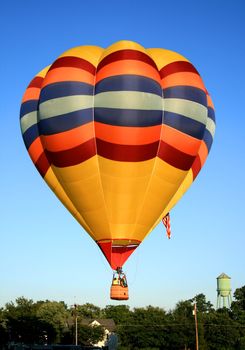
xmin=35 ymin=152 xmax=50 ymax=177
xmin=28 ymin=76 xmax=44 ymax=88
xmin=191 ymin=155 xmax=202 ymax=180
xmin=46 ymin=138 xmax=96 ymax=167
xmin=41 ymin=137 xmax=199 ymax=167
xmin=49 ymin=56 xmax=96 ymax=75
xmin=160 ymin=61 xmax=199 ymax=79
xmin=96 ymin=139 xmax=159 ymax=162
xmin=97 ymin=49 xmax=158 ymax=72
xmin=158 ymin=141 xmax=196 ymax=170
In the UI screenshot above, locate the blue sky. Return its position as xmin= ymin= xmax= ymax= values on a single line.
xmin=1 ymin=0 xmax=245 ymax=310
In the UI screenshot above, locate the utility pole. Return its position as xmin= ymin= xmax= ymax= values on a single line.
xmin=193 ymin=302 xmax=199 ymax=350
xmin=74 ymin=303 xmax=78 ymax=346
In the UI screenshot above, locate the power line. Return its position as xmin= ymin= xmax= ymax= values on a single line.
xmin=115 ymin=323 xmax=245 ymax=328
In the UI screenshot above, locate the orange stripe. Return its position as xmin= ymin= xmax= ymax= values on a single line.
xmin=96 ymin=60 xmax=161 ymax=84
xmin=198 ymin=140 xmax=208 ymax=166
xmin=22 ymin=87 xmax=40 ymax=103
xmin=161 ymin=72 xmax=206 ymax=91
xmin=41 ymin=122 xmax=95 ymax=152
xmin=161 ymin=124 xmax=201 ymax=156
xmin=95 ymin=122 xmax=161 ymax=145
xmin=42 ymin=67 xmax=95 ymax=88
xmin=207 ymin=94 xmax=214 ymax=109
xmin=28 ymin=137 xmax=44 ymax=163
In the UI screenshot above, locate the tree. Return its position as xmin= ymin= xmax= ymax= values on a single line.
xmin=0 ymin=308 xmax=8 ymax=346
xmin=231 ymin=286 xmax=245 ymax=348
xmin=169 ymin=300 xmax=195 ymax=350
xmin=117 ymin=306 xmax=168 ymax=349
xmin=78 ymin=323 xmax=105 ymax=346
xmin=76 ymin=303 xmax=102 ymax=319
xmin=189 ymin=293 xmax=214 ymax=350
xmin=204 ymin=308 xmax=240 ymax=350
xmin=103 ymin=305 xmax=131 ymax=325
xmin=2 ymin=288 xmax=245 ymax=349
xmin=36 ymin=301 xmax=70 ymax=343
xmin=233 ymin=286 xmax=245 ymax=310
xmin=190 ymin=293 xmax=214 ymax=313
xmin=4 ymin=297 xmax=54 ymax=344
xmin=231 ymin=285 xmax=245 ymax=320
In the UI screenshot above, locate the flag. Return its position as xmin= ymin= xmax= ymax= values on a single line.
xmin=162 ymin=212 xmax=171 ymax=239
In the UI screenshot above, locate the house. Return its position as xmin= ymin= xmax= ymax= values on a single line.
xmin=81 ymin=319 xmax=117 ymax=349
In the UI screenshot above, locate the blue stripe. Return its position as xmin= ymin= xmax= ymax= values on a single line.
xmin=163 ymin=86 xmax=207 ymax=106
xmin=20 ymin=100 xmax=39 ymax=119
xmin=208 ymin=107 xmax=215 ymax=122
xmin=95 ymin=75 xmax=162 ymax=96
xmin=203 ymin=129 xmax=213 ymax=152
xmin=22 ymin=124 xmax=40 ymax=149
xmin=94 ymin=108 xmax=162 ymax=127
xmin=39 ymin=81 xmax=94 ymax=103
xmin=39 ymin=108 xmax=93 ymax=135
xmin=164 ymin=111 xmax=206 ymax=140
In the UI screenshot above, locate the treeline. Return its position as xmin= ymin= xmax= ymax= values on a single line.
xmin=0 ymin=286 xmax=245 ymax=350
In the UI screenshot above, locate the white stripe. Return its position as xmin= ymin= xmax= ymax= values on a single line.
xmin=38 ymin=95 xmax=94 ymax=120
xmin=20 ymin=111 xmax=37 ymax=134
xmin=37 ymin=92 xmax=208 ymax=129
xmin=95 ymin=91 xmax=163 ymax=110
xmin=206 ymin=117 xmax=215 ymax=137
xmin=163 ymin=98 xmax=207 ymax=125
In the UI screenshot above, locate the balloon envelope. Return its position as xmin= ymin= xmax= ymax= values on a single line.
xmin=20 ymin=40 xmax=215 ymax=270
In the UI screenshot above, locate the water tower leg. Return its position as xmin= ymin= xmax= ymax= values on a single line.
xmin=217 ymin=295 xmax=219 ymax=309
xmin=229 ymin=292 xmax=232 ymax=307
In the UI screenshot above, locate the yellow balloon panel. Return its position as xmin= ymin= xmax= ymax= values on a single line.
xmin=98 ymin=156 xmax=155 ymax=178
xmin=42 ymin=167 xmax=94 ymax=238
xmin=58 ymin=45 xmax=103 ymax=66
xmin=108 ymin=224 xmax=138 ymax=239
xmin=52 ymin=157 xmax=99 ymax=183
xmin=99 ymin=40 xmax=147 ymax=61
xmin=133 ymin=159 xmax=189 ymax=239
xmin=46 ymin=156 xmax=111 ymax=239
xmin=147 ymin=48 xmax=189 ymax=69
xmin=148 ymin=170 xmax=194 ymax=234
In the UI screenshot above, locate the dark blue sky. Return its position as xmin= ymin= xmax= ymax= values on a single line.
xmin=1 ymin=0 xmax=245 ymax=309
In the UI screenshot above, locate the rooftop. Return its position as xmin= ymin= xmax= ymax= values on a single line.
xmin=81 ymin=318 xmax=116 ymax=332
xmin=217 ymin=272 xmax=231 ymax=279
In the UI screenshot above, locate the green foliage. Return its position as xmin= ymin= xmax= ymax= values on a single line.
xmin=190 ymin=293 xmax=214 ymax=313
xmin=168 ymin=300 xmax=195 ymax=350
xmin=204 ymin=308 xmax=240 ymax=350
xmin=0 ymin=308 xmax=8 ymax=345
xmin=232 ymin=286 xmax=245 ymax=321
xmin=231 ymin=286 xmax=245 ymax=348
xmin=76 ymin=302 xmax=102 ymax=319
xmin=116 ymin=306 xmax=168 ymax=349
xmin=77 ymin=323 xmax=105 ymax=346
xmin=4 ymin=298 xmax=56 ymax=344
xmin=1 ymin=286 xmax=245 ymax=349
xmin=189 ymin=294 xmax=214 ymax=350
xmin=103 ymin=304 xmax=131 ymax=324
xmin=37 ymin=301 xmax=69 ymax=343
xmin=233 ymin=286 xmax=245 ymax=310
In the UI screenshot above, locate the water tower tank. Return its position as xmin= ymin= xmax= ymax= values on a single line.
xmin=216 ymin=273 xmax=232 ymax=308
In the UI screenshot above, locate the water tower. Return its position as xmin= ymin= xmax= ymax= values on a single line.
xmin=216 ymin=273 xmax=232 ymax=308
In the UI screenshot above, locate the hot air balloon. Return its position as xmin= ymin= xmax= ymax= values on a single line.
xmin=20 ymin=40 xmax=215 ymax=300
